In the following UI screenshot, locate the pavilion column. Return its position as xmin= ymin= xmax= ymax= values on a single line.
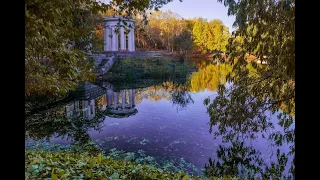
xmin=82 ymin=100 xmax=89 ymax=119
xmin=128 ymin=23 xmax=134 ymax=51
xmin=89 ymin=99 xmax=95 ymax=119
xmin=131 ymin=26 xmax=135 ymax=51
xmin=106 ymin=89 xmax=113 ymax=106
xmin=132 ymin=89 xmax=135 ymax=106
xmin=111 ymin=26 xmax=118 ymax=51
xmin=122 ymin=90 xmax=126 ymax=108
xmin=120 ymin=26 xmax=126 ymax=51
xmin=104 ymin=25 xmax=111 ymax=51
xmin=107 ymin=26 xmax=112 ymax=51
xmin=129 ymin=89 xmax=135 ymax=107
xmin=103 ymin=25 xmax=107 ymax=51
xmin=128 ymin=25 xmax=135 ymax=51
xmin=113 ymin=92 xmax=118 ymax=108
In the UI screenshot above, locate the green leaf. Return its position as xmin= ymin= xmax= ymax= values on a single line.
xmin=109 ymin=172 xmax=119 ymax=179
xmin=31 ymin=164 xmax=38 ymax=170
xmin=58 ymin=170 xmax=66 ymax=176
xmin=204 ymin=98 xmax=210 ymax=105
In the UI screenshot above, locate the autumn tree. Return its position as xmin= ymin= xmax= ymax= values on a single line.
xmin=207 ymin=20 xmax=230 ymax=52
xmin=148 ymin=10 xmax=185 ymax=51
xmin=25 ymin=0 xmax=174 ymax=101
xmin=173 ymin=29 xmax=193 ymax=61
xmin=205 ymin=0 xmax=295 ymax=178
xmin=192 ymin=18 xmax=206 ymax=52
xmin=25 ymin=0 xmax=103 ymax=99
xmin=192 ymin=18 xmax=230 ymax=53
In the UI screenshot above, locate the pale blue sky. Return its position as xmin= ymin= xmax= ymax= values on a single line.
xmin=160 ymin=0 xmax=236 ymax=33
xmin=101 ymin=0 xmax=236 ymax=32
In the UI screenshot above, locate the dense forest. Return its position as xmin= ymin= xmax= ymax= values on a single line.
xmin=93 ymin=10 xmax=231 ymax=54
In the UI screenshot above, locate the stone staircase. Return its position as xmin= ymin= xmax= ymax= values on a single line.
xmin=90 ymin=54 xmax=116 ymax=77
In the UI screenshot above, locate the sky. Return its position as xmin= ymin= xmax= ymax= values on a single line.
xmin=160 ymin=0 xmax=236 ymax=33
xmin=101 ymin=0 xmax=236 ymax=32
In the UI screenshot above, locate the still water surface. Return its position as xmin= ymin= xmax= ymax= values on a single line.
xmin=25 ymin=60 xmax=294 ymax=178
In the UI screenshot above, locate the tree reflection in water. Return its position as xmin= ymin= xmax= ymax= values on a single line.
xmin=201 ymin=63 xmax=294 ymax=178
xmin=204 ymin=134 xmax=293 ymax=179
xmin=25 ymin=102 xmax=106 ymax=145
xmin=25 ymin=81 xmax=196 ymax=144
xmin=25 ymin=61 xmax=294 ymax=178
xmin=133 ymin=81 xmax=194 ymax=112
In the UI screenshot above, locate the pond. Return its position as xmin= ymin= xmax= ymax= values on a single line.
xmin=25 ymin=59 xmax=294 ymax=178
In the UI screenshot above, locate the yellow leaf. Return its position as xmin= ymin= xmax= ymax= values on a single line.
xmin=182 ymin=175 xmax=190 ymax=180
xmin=52 ymin=173 xmax=58 ymax=180
xmin=97 ymin=153 xmax=102 ymax=163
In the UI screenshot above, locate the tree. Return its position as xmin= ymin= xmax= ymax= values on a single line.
xmin=192 ymin=18 xmax=206 ymax=52
xmin=208 ymin=20 xmax=230 ymax=52
xmin=25 ymin=0 xmax=103 ymax=98
xmin=205 ymin=0 xmax=295 ymax=177
xmin=134 ymin=10 xmax=188 ymax=51
xmin=192 ymin=18 xmax=230 ymax=53
xmin=173 ymin=29 xmax=193 ymax=61
xmin=25 ymin=0 xmax=174 ymax=100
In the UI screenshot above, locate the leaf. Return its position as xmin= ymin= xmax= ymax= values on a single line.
xmin=52 ymin=173 xmax=58 ymax=180
xmin=97 ymin=153 xmax=102 ymax=163
xmin=109 ymin=172 xmax=119 ymax=179
xmin=31 ymin=165 xmax=38 ymax=170
xmin=87 ymin=170 xmax=93 ymax=178
xmin=58 ymin=170 xmax=66 ymax=176
xmin=204 ymin=98 xmax=210 ymax=105
xmin=182 ymin=175 xmax=190 ymax=180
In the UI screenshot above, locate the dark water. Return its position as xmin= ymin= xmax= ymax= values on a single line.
xmin=25 ymin=60 xmax=294 ymax=178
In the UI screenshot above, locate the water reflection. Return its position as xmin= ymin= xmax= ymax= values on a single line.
xmin=26 ymin=80 xmax=195 ymax=142
xmin=204 ymin=127 xmax=294 ymax=179
xmin=25 ymin=60 xmax=294 ymax=178
xmin=204 ymin=136 xmax=265 ymax=179
xmin=66 ymin=100 xmax=96 ymax=120
xmin=25 ymin=104 xmax=105 ymax=144
xmin=189 ymin=63 xmax=232 ymax=92
xmin=105 ymin=89 xmax=138 ymax=118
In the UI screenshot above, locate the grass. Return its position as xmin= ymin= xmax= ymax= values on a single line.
xmin=25 ymin=141 xmax=239 ymax=180
xmin=103 ymin=56 xmax=195 ymax=82
xmin=25 ymin=150 xmax=239 ymax=180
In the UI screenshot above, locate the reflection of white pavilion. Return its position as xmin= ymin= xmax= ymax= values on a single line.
xmin=65 ymin=88 xmax=138 ymax=119
xmin=65 ymin=82 xmax=105 ymax=120
xmin=106 ymin=89 xmax=138 ymax=117
xmin=107 ymin=89 xmax=135 ymax=108
xmin=65 ymin=99 xmax=96 ymax=120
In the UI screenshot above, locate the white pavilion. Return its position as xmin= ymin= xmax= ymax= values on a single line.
xmin=103 ymin=16 xmax=136 ymax=52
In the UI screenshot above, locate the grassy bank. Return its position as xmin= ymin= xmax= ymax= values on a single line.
xmin=103 ymin=56 xmax=196 ymax=82
xmin=25 ymin=150 xmax=238 ymax=180
xmin=25 ymin=141 xmax=238 ymax=180
xmin=25 ymin=150 xmax=199 ymax=179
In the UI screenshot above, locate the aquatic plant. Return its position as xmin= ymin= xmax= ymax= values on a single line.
xmin=139 ymin=138 xmax=150 ymax=145
xmin=25 ymin=140 xmax=71 ymax=152
xmin=26 ymin=141 xmax=241 ymax=178
xmin=124 ymin=152 xmax=136 ymax=161
xmin=25 ymin=150 xmax=212 ymax=179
